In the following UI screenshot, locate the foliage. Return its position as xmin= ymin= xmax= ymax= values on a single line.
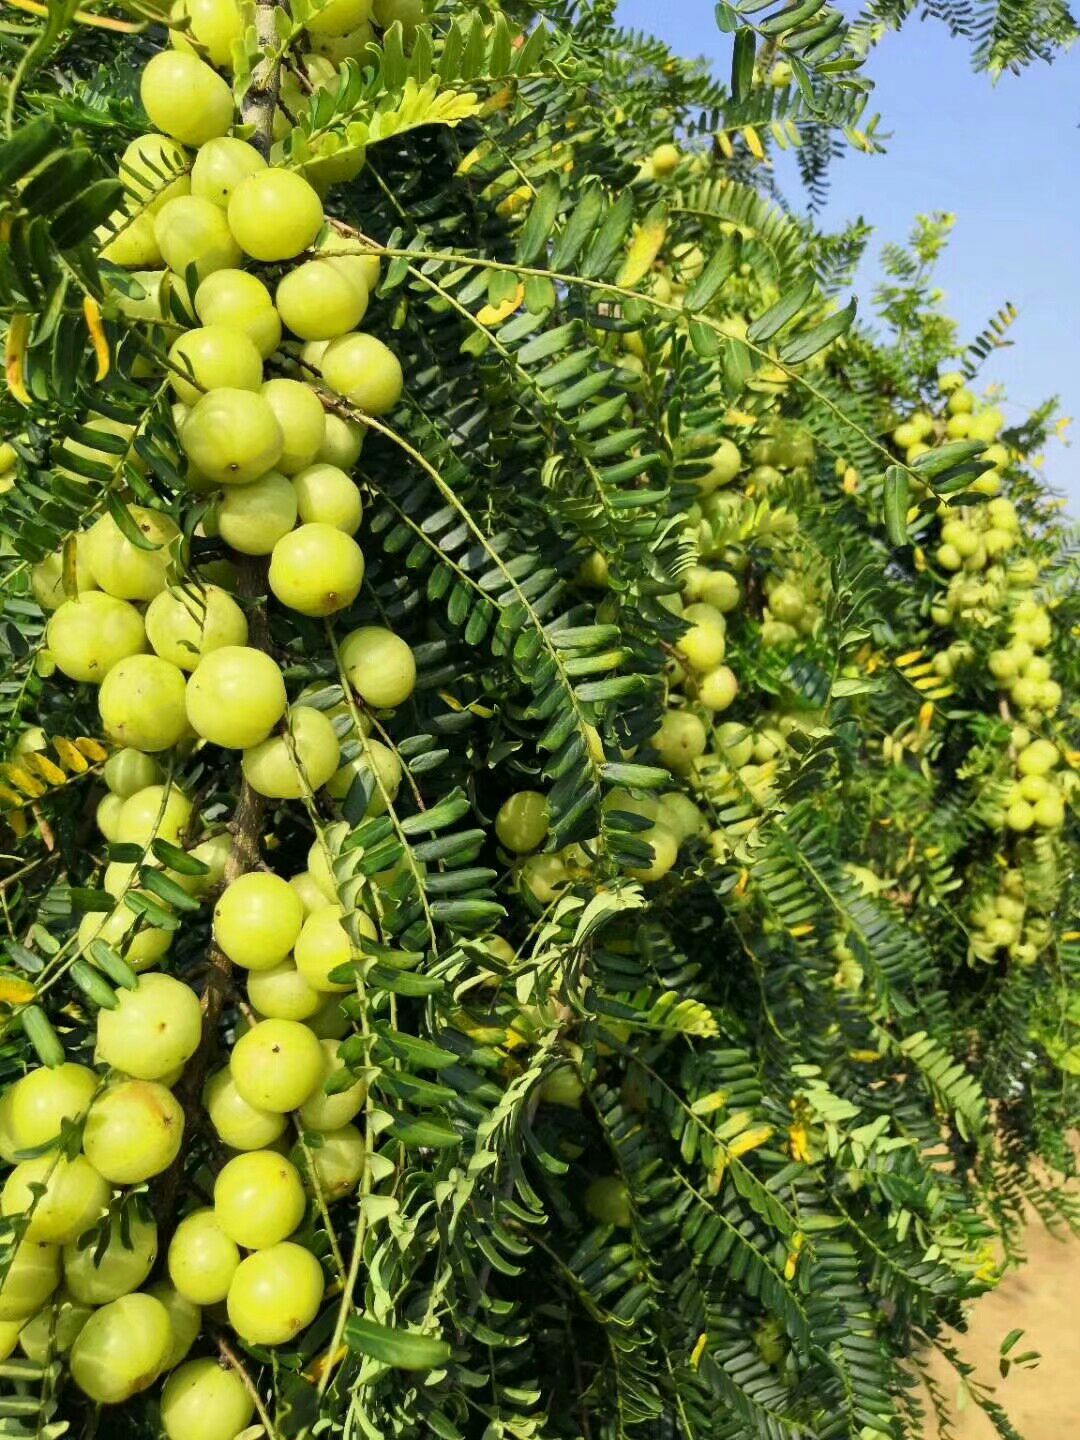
xmin=0 ymin=2 xmax=1075 ymax=1439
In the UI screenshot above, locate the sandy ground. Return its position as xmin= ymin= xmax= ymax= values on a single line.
xmin=924 ymin=1215 xmax=1080 ymax=1438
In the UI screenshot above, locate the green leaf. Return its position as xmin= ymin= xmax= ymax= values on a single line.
xmin=0 ymin=117 xmax=60 ymax=189
xmin=746 ymin=275 xmax=815 ymax=343
xmin=517 ymin=177 xmax=560 ymax=265
xmin=883 ymin=466 xmax=909 ymax=545
xmin=21 ymin=1005 xmax=64 ymax=1067
xmin=345 ymin=1316 xmax=453 ymax=1371
xmin=731 ymin=28 xmax=756 ymax=103
xmin=776 ymin=298 xmax=856 ymax=364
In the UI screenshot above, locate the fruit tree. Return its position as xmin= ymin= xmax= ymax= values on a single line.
xmin=0 ymin=2 xmax=1075 ymax=1438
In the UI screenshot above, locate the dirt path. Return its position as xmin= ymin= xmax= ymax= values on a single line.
xmin=924 ymin=1218 xmax=1080 ymax=1438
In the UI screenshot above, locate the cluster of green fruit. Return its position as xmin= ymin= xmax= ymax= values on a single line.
xmin=891 ymin=375 xmax=1008 ymax=496
xmin=968 ymin=866 xmax=1054 ymax=965
xmin=1000 ymin=733 xmax=1070 ymax=834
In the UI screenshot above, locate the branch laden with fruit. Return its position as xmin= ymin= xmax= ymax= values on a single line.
xmin=0 ymin=5 xmax=1075 ymax=1440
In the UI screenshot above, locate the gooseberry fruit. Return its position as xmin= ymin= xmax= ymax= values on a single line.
xmin=194 ymin=266 xmax=280 ymax=357
xmin=0 ymin=1241 xmax=60 ymax=1321
xmin=96 ymin=973 xmax=202 ymax=1080
xmin=652 ymin=711 xmax=707 ymax=771
xmin=678 ymin=604 xmax=726 ymax=671
xmin=293 ymin=1123 xmax=364 ymax=1199
xmin=161 ymin=1356 xmax=255 ymax=1440
xmin=1 ymin=1155 xmax=110 ymax=1244
xmin=17 ymin=1293 xmax=93 ymax=1362
xmin=170 ymin=0 xmax=243 ymax=69
xmin=215 ymin=469 xmax=297 ymax=555
xmin=320 ymin=332 xmax=403 ymax=414
xmin=99 ymin=654 xmax=189 ymax=752
xmin=257 ymin=378 xmax=326 ymax=475
xmin=495 ymin=791 xmax=550 ymax=853
xmin=339 ymin=626 xmax=415 ymax=708
xmin=298 ymin=1038 xmax=366 ymax=1130
xmin=241 ymin=705 xmax=340 ymax=799
xmin=120 ymin=133 xmax=190 ymax=214
xmin=140 ymin=52 xmax=233 ymax=147
xmin=181 ymin=388 xmax=284 ymax=485
xmin=5 ymin=1065 xmax=98 ymax=1152
xmin=202 ymin=1068 xmax=286 ymax=1152
xmin=226 ymin=1242 xmax=324 ymax=1346
xmin=185 ymin=644 xmax=287 ymax=747
xmin=167 ymin=1208 xmax=239 ymax=1305
xmin=247 ymin=959 xmax=322 ymax=1021
xmin=104 ymin=748 xmax=164 ymax=798
xmin=69 ymin=1291 xmax=171 ymax=1404
xmin=214 ymin=871 xmax=304 ymax=970
xmin=167 ymin=325 xmax=262 ymax=405
xmin=115 ymin=782 xmax=192 ymax=847
xmin=145 ymin=583 xmax=249 ymax=670
xmin=317 ymin=411 xmax=366 ymax=469
xmin=230 ymin=1018 xmax=324 ymax=1112
xmin=268 ymin=523 xmax=364 ymax=616
xmin=228 ymin=170 xmax=324 ymax=261
xmin=276 ymin=258 xmax=368 ymax=340
xmin=82 ymin=1081 xmax=185 ymax=1184
xmin=294 ymin=906 xmax=374 ymax=993
xmin=584 ymin=1176 xmax=631 ymax=1227
xmin=47 ymin=593 xmax=148 ymax=684
xmin=62 ymin=1208 xmax=157 ymax=1305
xmin=190 ymin=137 xmax=266 ymax=207
xmin=148 ymin=1280 xmax=201 ymax=1369
xmin=292 ymin=463 xmax=362 ymax=533
xmin=154 ymin=195 xmax=242 ymax=280
xmin=213 ymin=1150 xmax=306 ymax=1249
xmin=83 ymin=508 xmax=179 ymax=602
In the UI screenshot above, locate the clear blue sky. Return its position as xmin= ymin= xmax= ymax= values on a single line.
xmin=615 ymin=3 xmax=1080 ymax=510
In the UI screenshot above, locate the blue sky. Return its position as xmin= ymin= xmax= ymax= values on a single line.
xmin=615 ymin=3 xmax=1080 ymax=509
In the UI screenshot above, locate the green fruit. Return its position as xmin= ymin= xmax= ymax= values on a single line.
xmin=656 ymin=792 xmax=704 ymax=843
xmin=162 ymin=1356 xmax=255 ymax=1440
xmin=78 ymin=905 xmax=173 ymax=971
xmin=190 ymin=137 xmax=267 ymax=207
xmin=268 ymin=523 xmax=364 ymax=616
xmin=260 ymin=378 xmax=327 ymax=473
xmin=293 ymin=1123 xmax=364 ymax=1199
xmin=292 ymin=462 xmax=362 ymax=533
xmin=96 ymin=973 xmax=202 ymax=1080
xmin=148 ymin=1279 xmax=201 ymax=1369
xmin=185 ymin=644 xmax=287 ymax=747
xmin=116 ymin=782 xmax=193 ymax=847
xmin=276 ymin=258 xmax=368 ymax=340
xmin=47 ymin=593 xmax=148 ymax=683
xmin=226 ymin=1242 xmax=324 ymax=1346
xmin=214 ymin=871 xmax=304 ymax=970
xmin=168 ymin=1208 xmax=240 ymax=1305
xmin=495 ymin=791 xmax=550 ymax=853
xmin=317 ymin=412 xmax=366 ymax=468
xmin=170 ymin=0 xmax=243 ymax=68
xmin=154 ymin=195 xmax=243 ymax=280
xmin=30 ymin=541 xmax=96 ymax=611
xmin=290 ymin=870 xmax=330 ymax=916
xmin=104 ymin=749 xmax=164 ymax=798
xmin=306 ymin=0 xmax=373 ymax=35
xmin=167 ymin=325 xmax=263 ymax=405
xmin=652 ymin=711 xmax=707 ymax=771
xmin=326 ymin=738 xmax=401 ymax=812
xmin=695 ymin=439 xmax=741 ymax=493
xmin=140 ymin=52 xmax=233 ymax=147
xmin=230 ymin=1019 xmax=324 ymax=1112
xmin=627 ymin=823 xmax=678 ymax=883
xmin=241 ymin=705 xmax=340 ymax=798
xmin=294 ymin=905 xmax=375 ymax=993
xmin=98 ymin=654 xmax=189 ymax=752
xmin=213 ymin=1149 xmax=306 ymax=1248
xmin=320 ymin=332 xmax=403 ymax=414
xmin=63 ymin=1208 xmax=157 ymax=1305
xmin=202 ymin=1068 xmax=287 ymax=1152
xmin=5 ymin=1065 xmax=98 ymax=1153
xmin=84 ymin=507 xmax=179 ymax=601
xmin=698 ymin=664 xmax=738 ymax=712
xmin=339 ymin=626 xmax=415 ymax=708
xmin=297 ymin=1038 xmax=366 ymax=1130
xmin=0 ymin=1241 xmax=60 ymax=1321
xmin=17 ymin=1293 xmax=92 ymax=1362
xmin=228 ymin=170 xmax=324 ymax=261
xmin=146 ymin=584 xmax=248 ymax=670
xmin=216 ymin=469 xmax=298 ymax=554
xmin=181 ymin=388 xmax=284 ymax=485
xmin=1017 ymin=738 xmax=1058 ymax=776
xmin=193 ymin=267 xmax=280 ymax=357
xmin=70 ymin=1292 xmax=172 ymax=1404
xmin=584 ymin=1176 xmax=631 ymax=1227
xmin=247 ymin=959 xmax=322 ymax=1021
xmin=678 ymin=603 xmax=726 ymax=671
xmin=1 ymin=1155 xmax=109 ymax=1243
xmin=83 ymin=1080 xmax=184 ymax=1184
xmin=120 ymin=133 xmax=190 ymax=214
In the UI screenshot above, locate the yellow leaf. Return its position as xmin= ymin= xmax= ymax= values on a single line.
xmin=479 ymin=86 xmax=514 ymax=117
xmin=848 ymin=1049 xmax=882 ymax=1063
xmin=303 ymin=1343 xmax=347 ymax=1384
xmin=5 ymin=809 xmax=28 ymax=837
xmin=74 ymin=737 xmax=109 ymax=762
xmin=1 ymin=764 xmax=45 ymax=798
xmin=82 ymin=296 xmax=110 ymax=382
xmin=728 ymin=1124 xmax=773 ymax=1158
xmin=617 ymin=215 xmax=668 ymax=288
xmin=918 ymin=702 xmax=934 ymax=732
xmin=24 ymin=752 xmax=67 ymax=786
xmin=477 ymin=284 xmax=524 ymax=327
xmin=5 ymin=314 xmax=31 ymax=407
xmin=52 ymin=737 xmax=90 ymax=773
xmin=716 ymin=132 xmax=734 ymax=160
xmin=788 ymin=1123 xmax=811 ymax=1163
xmin=742 ymin=126 xmax=764 ymax=161
xmin=895 ymin=649 xmax=924 ymax=667
xmin=784 ymin=1231 xmax=805 ymax=1280
xmin=0 ymin=975 xmax=36 ymax=1006
xmin=689 ymin=1332 xmax=708 ymax=1370
xmin=788 ymin=922 xmax=814 ymax=939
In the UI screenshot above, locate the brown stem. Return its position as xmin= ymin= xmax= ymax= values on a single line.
xmin=244 ymin=0 xmax=285 ymax=159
